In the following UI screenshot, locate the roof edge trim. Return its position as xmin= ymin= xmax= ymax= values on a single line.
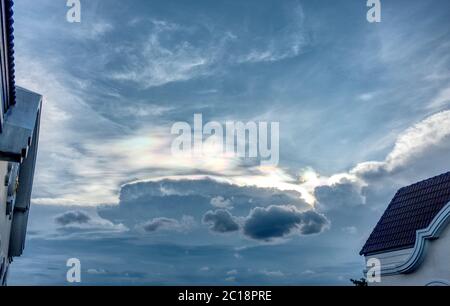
xmin=365 ymin=201 xmax=450 ymax=276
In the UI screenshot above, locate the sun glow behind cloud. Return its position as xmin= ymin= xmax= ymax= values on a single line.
xmin=13 ymin=0 xmax=450 ymax=213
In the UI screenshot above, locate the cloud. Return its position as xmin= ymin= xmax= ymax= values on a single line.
xmin=314 ymin=178 xmax=366 ymax=211
xmin=110 ymin=20 xmax=213 ymax=88
xmin=306 ymin=110 xmax=450 ymax=233
xmin=210 ymin=196 xmax=233 ymax=209
xmin=302 ymin=270 xmax=315 ymax=275
xmin=351 ymin=110 xmax=450 ymax=180
xmin=11 ymin=0 xmax=450 ymax=286
xmin=296 ymin=210 xmax=330 ymax=235
xmin=20 ymin=51 xmax=301 ymax=207
xmin=141 ymin=217 xmax=179 ymax=232
xmin=260 ymin=270 xmax=285 ymax=277
xmin=55 ymin=211 xmax=91 ymax=226
xmin=427 ymin=86 xmax=450 ymax=110
xmin=87 ymin=269 xmax=108 ymax=275
xmin=140 ymin=216 xmax=195 ymax=233
xmin=88 ymin=22 xmax=114 ymax=39
xmin=111 ymin=4 xmax=309 ymax=88
xmin=236 ymin=4 xmax=308 ymax=64
xmin=68 ymin=20 xmax=114 ymax=41
xmin=242 ymin=205 xmax=329 ymax=242
xmin=225 ymin=276 xmax=236 ymax=282
xmin=54 ymin=210 xmax=128 ymax=234
xmin=97 ymin=178 xmax=325 ymax=244
xmin=101 ymin=177 xmax=310 ymax=225
xmin=307 ymin=108 xmax=450 ymax=242
xmin=15 ymin=55 xmax=136 ymax=206
xmin=341 ymin=226 xmax=358 ymax=235
xmin=226 ymin=269 xmax=238 ymax=275
xmin=15 ymin=1 xmax=316 ymax=208
xmin=202 ymin=210 xmax=240 ymax=233
xmin=357 ymin=92 xmax=376 ymax=102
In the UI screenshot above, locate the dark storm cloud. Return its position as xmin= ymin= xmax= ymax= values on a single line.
xmin=202 ymin=210 xmax=240 ymax=233
xmin=243 ymin=205 xmax=329 ymax=241
xmin=54 ymin=210 xmax=91 ymax=226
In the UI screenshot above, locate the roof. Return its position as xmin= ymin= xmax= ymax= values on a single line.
xmin=5 ymin=0 xmax=16 ymax=105
xmin=360 ymin=172 xmax=450 ymax=256
xmin=0 ymin=87 xmax=42 ymax=162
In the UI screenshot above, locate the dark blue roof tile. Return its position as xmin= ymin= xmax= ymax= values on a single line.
xmin=360 ymin=172 xmax=450 ymax=255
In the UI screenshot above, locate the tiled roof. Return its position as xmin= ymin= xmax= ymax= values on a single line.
xmin=360 ymin=172 xmax=450 ymax=255
xmin=5 ymin=0 xmax=16 ymax=106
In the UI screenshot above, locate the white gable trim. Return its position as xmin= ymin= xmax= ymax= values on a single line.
xmin=373 ymin=201 xmax=450 ymax=276
xmin=425 ymin=280 xmax=450 ymax=286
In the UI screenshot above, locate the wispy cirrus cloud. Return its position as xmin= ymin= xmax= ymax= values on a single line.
xmin=110 ymin=20 xmax=214 ymax=88
xmin=427 ymin=87 xmax=450 ymax=110
xmin=111 ymin=4 xmax=309 ymax=88
xmin=235 ymin=4 xmax=308 ymax=64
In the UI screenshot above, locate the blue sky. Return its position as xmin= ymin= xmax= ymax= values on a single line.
xmin=7 ymin=0 xmax=450 ymax=285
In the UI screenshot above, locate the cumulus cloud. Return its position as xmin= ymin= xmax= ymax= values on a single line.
xmin=140 ymin=216 xmax=195 ymax=233
xmin=142 ymin=217 xmax=179 ymax=232
xmin=351 ymin=110 xmax=450 ymax=180
xmin=203 ymin=210 xmax=240 ymax=233
xmin=97 ymin=178 xmax=328 ymax=243
xmin=55 ymin=211 xmax=91 ymax=226
xmin=100 ymin=177 xmax=310 ymax=227
xmin=242 ymin=205 xmax=329 ymax=242
xmin=210 ymin=196 xmax=233 ymax=209
xmin=314 ymin=179 xmax=366 ymax=211
xmin=54 ymin=210 xmax=128 ymax=234
xmin=307 ymin=109 xmax=450 ymax=240
xmin=311 ymin=110 xmax=450 ymax=216
xmin=119 ymin=177 xmax=309 ymax=208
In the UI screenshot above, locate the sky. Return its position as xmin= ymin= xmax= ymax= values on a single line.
xmin=7 ymin=0 xmax=450 ymax=285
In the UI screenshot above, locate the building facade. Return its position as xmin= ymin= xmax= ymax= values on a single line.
xmin=360 ymin=172 xmax=450 ymax=286
xmin=0 ymin=0 xmax=42 ymax=285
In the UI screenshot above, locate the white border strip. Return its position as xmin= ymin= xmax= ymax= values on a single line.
xmin=379 ymin=201 xmax=450 ymax=276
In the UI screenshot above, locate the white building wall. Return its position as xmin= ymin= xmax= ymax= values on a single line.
xmin=371 ymin=222 xmax=450 ymax=286
xmin=0 ymin=161 xmax=11 ymax=283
